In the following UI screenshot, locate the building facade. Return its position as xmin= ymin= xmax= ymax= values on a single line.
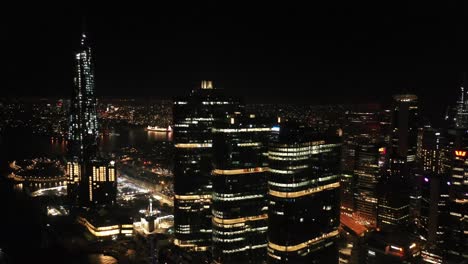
xmin=354 ymin=144 xmax=386 ymax=227
xmin=267 ymin=124 xmax=341 ymax=263
xmin=211 ymin=115 xmax=271 ymax=263
xmin=446 ymin=129 xmax=468 ymax=262
xmin=378 ymin=94 xmax=419 ymax=230
xmin=418 ymin=128 xmax=450 ymax=250
xmin=67 ymin=32 xmax=116 ymax=208
xmin=173 ymin=81 xmax=240 ymax=251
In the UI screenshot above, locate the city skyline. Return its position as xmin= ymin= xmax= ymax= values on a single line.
xmin=2 ymin=4 xmax=468 ymax=264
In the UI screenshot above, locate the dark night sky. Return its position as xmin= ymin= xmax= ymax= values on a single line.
xmin=5 ymin=3 xmax=468 ymax=120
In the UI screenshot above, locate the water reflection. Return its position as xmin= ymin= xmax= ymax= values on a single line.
xmin=147 ymin=131 xmax=173 ymax=142
xmin=99 ymin=128 xmax=172 ymax=153
xmin=87 ymin=254 xmax=117 ymax=264
xmin=1 ymin=127 xmax=172 ymax=162
xmin=49 ymin=138 xmax=67 ymax=155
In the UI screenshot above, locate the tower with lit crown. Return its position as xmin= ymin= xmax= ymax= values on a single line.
xmin=173 ymin=81 xmax=240 ymax=251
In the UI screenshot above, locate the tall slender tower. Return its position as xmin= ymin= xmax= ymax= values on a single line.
xmin=455 ymin=74 xmax=468 ymax=129
xmin=68 ymin=31 xmax=98 ymax=159
xmin=67 ymin=30 xmax=116 ymax=207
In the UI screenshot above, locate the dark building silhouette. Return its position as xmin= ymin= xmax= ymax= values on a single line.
xmin=379 ymin=94 xmax=419 ymax=230
xmin=363 ymin=231 xmax=421 ymax=264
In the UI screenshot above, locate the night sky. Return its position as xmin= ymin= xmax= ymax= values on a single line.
xmin=6 ymin=4 xmax=468 ymax=119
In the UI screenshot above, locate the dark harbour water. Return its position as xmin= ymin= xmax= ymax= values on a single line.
xmin=0 ymin=127 xmax=172 ymax=161
xmin=0 ymin=127 xmax=171 ymax=264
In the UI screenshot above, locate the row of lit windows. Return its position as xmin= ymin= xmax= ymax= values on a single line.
xmin=175 ymin=194 xmax=212 ymax=200
xmin=213 ymin=226 xmax=267 ymax=236
xmin=268 ymin=148 xmax=335 ymax=158
xmin=271 ymin=141 xmax=326 ymax=148
xmin=88 ymin=176 xmax=93 ymax=201
xmin=213 ymin=167 xmax=267 ymax=176
xmin=175 ymin=143 xmax=212 ymax=148
xmin=92 ymin=166 xmax=107 ymax=182
xmin=268 ymin=230 xmax=339 ymax=252
xmin=202 ymin=101 xmax=232 ymax=105
xmin=379 ymin=214 xmax=409 ymax=221
xmin=218 ymin=243 xmax=267 ymax=255
xmin=237 ymin=142 xmax=262 ymax=147
xmin=212 ymin=214 xmax=268 ymax=226
xmin=212 ymin=128 xmax=272 ymax=133
xmin=269 ymin=182 xmax=340 ymax=198
xmin=268 ymin=175 xmax=340 ymax=188
xmin=213 ymin=237 xmax=245 ymax=242
xmin=67 ymin=162 xmax=81 ymax=182
xmin=213 ymin=193 xmax=264 ymax=202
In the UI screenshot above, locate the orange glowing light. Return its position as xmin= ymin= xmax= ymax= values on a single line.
xmin=379 ymin=147 xmax=386 ymax=155
xmin=455 ymin=150 xmax=466 ymax=157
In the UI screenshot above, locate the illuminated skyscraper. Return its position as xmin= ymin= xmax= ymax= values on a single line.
xmin=67 ymin=31 xmax=116 ymax=207
xmin=418 ymin=128 xmax=450 ymax=244
xmin=341 ymin=105 xmax=388 ymax=226
xmin=354 ymin=144 xmax=386 ymax=227
xmin=68 ymin=32 xmax=98 ymax=159
xmin=445 ymin=129 xmax=468 ymax=262
xmin=341 ymin=105 xmax=387 ymax=218
xmin=448 ymin=75 xmax=468 ymax=129
xmin=379 ymin=94 xmax=419 ymax=229
xmin=211 ymin=115 xmax=271 ymax=263
xmin=173 ymin=81 xmax=240 ymax=251
xmin=267 ymin=124 xmax=341 ymax=263
xmin=390 ymin=95 xmax=419 ymax=166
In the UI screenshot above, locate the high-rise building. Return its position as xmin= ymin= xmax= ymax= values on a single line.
xmin=341 ymin=105 xmax=387 ymax=218
xmin=379 ymin=94 xmax=419 ymax=229
xmin=390 ymin=95 xmax=419 ymax=163
xmin=211 ymin=115 xmax=271 ymax=263
xmin=68 ymin=32 xmax=98 ymax=159
xmin=445 ymin=129 xmax=468 ymax=262
xmin=67 ymin=31 xmax=116 ymax=208
xmin=354 ymin=144 xmax=386 ymax=227
xmin=418 ymin=128 xmax=450 ymax=250
xmin=173 ymin=81 xmax=240 ymax=251
xmin=420 ymin=174 xmax=450 ymax=264
xmin=267 ymin=124 xmax=341 ymax=263
xmin=447 ymin=75 xmax=468 ymax=129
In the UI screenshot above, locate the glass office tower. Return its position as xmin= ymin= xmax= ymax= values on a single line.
xmin=267 ymin=124 xmax=341 ymax=263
